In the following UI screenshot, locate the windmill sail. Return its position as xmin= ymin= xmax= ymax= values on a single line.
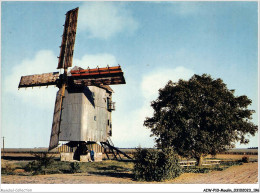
xmin=70 ymin=66 xmax=126 ymax=86
xmin=18 ymin=72 xmax=59 ymax=88
xmin=49 ymin=86 xmax=65 ymax=150
xmin=57 ymin=7 xmax=79 ymax=69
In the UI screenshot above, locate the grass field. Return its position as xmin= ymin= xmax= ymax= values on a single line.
xmin=1 ymin=160 xmax=258 ymax=184
xmin=1 ymin=151 xmax=258 ymax=184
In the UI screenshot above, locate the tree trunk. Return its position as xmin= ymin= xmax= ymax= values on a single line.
xmin=195 ymin=155 xmax=203 ymax=166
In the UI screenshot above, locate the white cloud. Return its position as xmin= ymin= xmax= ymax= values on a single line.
xmin=73 ymin=53 xmax=118 ymax=68
xmin=78 ymin=2 xmax=139 ymax=39
xmin=141 ymin=66 xmax=194 ymax=101
xmin=3 ymin=50 xmax=59 ymax=109
xmin=112 ymin=66 xmax=194 ymax=148
xmin=112 ymin=106 xmax=155 ymax=148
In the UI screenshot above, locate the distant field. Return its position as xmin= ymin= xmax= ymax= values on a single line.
xmin=1 ymin=147 xmax=258 ymax=154
xmin=205 ymin=154 xmax=258 ymax=162
xmin=1 ymin=147 xmax=258 ymax=169
xmin=221 ymin=148 xmax=258 ymax=154
xmin=1 ymin=147 xmax=258 ymax=162
xmin=1 ymin=148 xmax=54 ymax=153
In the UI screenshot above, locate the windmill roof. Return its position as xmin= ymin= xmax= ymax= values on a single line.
xmin=68 ymin=66 xmax=84 ymax=76
xmin=68 ymin=66 xmax=114 ymax=93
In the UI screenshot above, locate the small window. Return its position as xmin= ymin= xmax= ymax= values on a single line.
xmin=94 ymin=116 xmax=96 ymax=121
xmin=108 ymin=120 xmax=110 ymax=126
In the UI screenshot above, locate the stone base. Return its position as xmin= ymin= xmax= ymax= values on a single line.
xmin=80 ymin=152 xmax=103 ymax=162
xmin=94 ymin=152 xmax=102 ymax=162
xmin=60 ymin=152 xmax=103 ymax=162
xmin=80 ymin=153 xmax=91 ymax=162
xmin=60 ymin=152 xmax=74 ymax=161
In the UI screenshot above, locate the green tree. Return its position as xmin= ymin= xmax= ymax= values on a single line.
xmin=144 ymin=74 xmax=258 ymax=166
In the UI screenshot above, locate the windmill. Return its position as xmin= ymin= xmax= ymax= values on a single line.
xmin=18 ymin=8 xmax=129 ymax=161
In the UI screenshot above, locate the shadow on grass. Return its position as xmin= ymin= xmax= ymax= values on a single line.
xmin=87 ymin=162 xmax=134 ymax=179
xmin=102 ymin=159 xmax=134 ymax=163
xmin=115 ymin=159 xmax=135 ymax=163
xmin=2 ymin=156 xmax=36 ymax=161
xmin=2 ymin=156 xmax=59 ymax=161
xmin=97 ymin=165 xmax=128 ymax=171
xmin=88 ymin=171 xmax=134 ymax=179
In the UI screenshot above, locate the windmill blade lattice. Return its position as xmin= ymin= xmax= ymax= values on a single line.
xmin=57 ymin=7 xmax=79 ymax=70
xmin=49 ymin=86 xmax=65 ymax=150
xmin=18 ymin=72 xmax=59 ymax=88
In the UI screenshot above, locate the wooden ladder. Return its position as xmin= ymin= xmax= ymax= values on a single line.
xmin=100 ymin=137 xmax=132 ymax=160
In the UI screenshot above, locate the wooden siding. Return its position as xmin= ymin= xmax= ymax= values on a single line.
xmin=57 ymin=143 xmax=104 ymax=153
xmin=59 ymin=86 xmax=112 ymax=142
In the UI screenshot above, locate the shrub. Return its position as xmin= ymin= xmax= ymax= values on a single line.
xmin=133 ymin=147 xmax=181 ymax=182
xmin=1 ymin=163 xmax=15 ymax=175
xmin=182 ymin=166 xmax=225 ymax=173
xmin=241 ymin=156 xmax=249 ymax=163
xmin=221 ymin=161 xmax=242 ymax=167
xmin=32 ymin=152 xmax=55 ymax=168
xmin=70 ymin=162 xmax=81 ymax=173
xmin=24 ymin=152 xmax=55 ymax=175
xmin=24 ymin=160 xmax=42 ymax=175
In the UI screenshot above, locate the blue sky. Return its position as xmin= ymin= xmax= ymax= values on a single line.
xmin=1 ymin=1 xmax=258 ymax=149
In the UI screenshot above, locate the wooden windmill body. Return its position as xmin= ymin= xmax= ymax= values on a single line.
xmin=59 ymin=84 xmax=113 ymax=143
xmin=18 ymin=8 xmax=128 ymax=160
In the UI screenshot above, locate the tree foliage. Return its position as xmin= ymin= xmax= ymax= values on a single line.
xmin=144 ymin=74 xmax=257 ymax=165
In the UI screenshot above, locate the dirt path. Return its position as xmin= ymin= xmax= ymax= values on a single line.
xmin=1 ymin=162 xmax=258 ymax=184
xmin=171 ymin=162 xmax=258 ymax=184
xmin=1 ymin=173 xmax=134 ymax=184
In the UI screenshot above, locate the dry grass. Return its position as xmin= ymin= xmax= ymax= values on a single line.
xmin=1 ymin=162 xmax=258 ymax=184
xmin=171 ymin=162 xmax=258 ymax=184
xmin=206 ymin=154 xmax=258 ymax=161
xmin=1 ymin=152 xmax=258 ymax=184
